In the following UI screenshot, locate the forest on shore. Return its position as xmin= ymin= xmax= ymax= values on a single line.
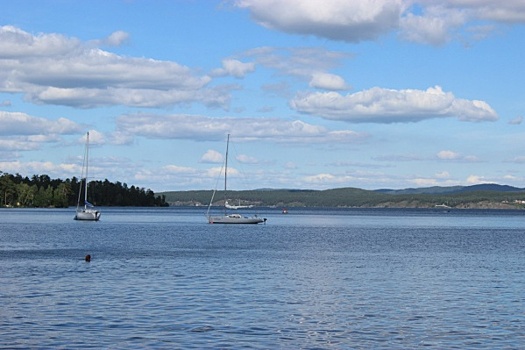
xmin=0 ymin=172 xmax=167 ymax=208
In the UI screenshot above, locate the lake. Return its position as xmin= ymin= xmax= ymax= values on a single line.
xmin=1 ymin=207 xmax=524 ymax=349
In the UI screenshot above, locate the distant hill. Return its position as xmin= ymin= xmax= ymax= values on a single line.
xmin=456 ymin=184 xmax=524 ymax=193
xmin=159 ymin=184 xmax=525 ymax=209
xmin=375 ymin=184 xmax=524 ymax=195
xmin=375 ymin=186 xmax=464 ymax=195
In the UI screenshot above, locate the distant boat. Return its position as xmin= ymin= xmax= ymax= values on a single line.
xmin=206 ymin=134 xmax=266 ymax=224
xmin=225 ymin=200 xmax=254 ymax=210
xmin=74 ymin=132 xmax=101 ymax=221
xmin=435 ymin=204 xmax=451 ymax=209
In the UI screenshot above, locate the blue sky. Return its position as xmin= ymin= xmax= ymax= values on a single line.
xmin=1 ymin=0 xmax=524 ymax=192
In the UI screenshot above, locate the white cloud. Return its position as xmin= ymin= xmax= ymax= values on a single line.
xmin=249 ymin=46 xmax=351 ymax=75
xmin=32 ymin=85 xmax=228 ymax=109
xmin=437 ymin=150 xmax=480 ymax=162
xmin=0 ymin=25 xmax=81 ymax=58
xmin=238 ymin=46 xmax=353 ymax=96
xmin=455 ymin=0 xmax=525 ymax=22
xmin=235 ymin=0 xmax=404 ymax=42
xmin=399 ymin=6 xmax=466 ymax=45
xmin=134 ymin=167 xmax=205 ymax=190
xmin=116 ymin=113 xmax=369 ymax=144
xmin=0 ymin=111 xmax=82 ymax=135
xmin=0 ymin=26 xmax=229 ymax=109
xmin=309 ymin=73 xmax=348 ymax=90
xmin=236 ymin=154 xmax=258 ymax=164
xmin=107 ymin=131 xmax=134 ymax=145
xmin=206 ymin=166 xmax=226 ymax=179
xmin=104 ymin=31 xmax=129 ymax=46
xmin=302 ymin=172 xmax=360 ymax=188
xmin=0 ymin=139 xmax=41 ymax=151
xmin=201 ymin=150 xmax=223 ymax=163
xmin=466 ymin=174 xmax=489 ymax=184
xmin=290 ymin=86 xmax=498 ymax=123
xmin=0 ymin=111 xmax=83 ymax=151
xmin=411 ymin=177 xmax=440 ymax=187
xmin=212 ymin=59 xmax=256 ymax=78
xmin=235 ymin=1 xmax=525 ymax=45
xmin=437 ymin=150 xmax=461 ymax=160
xmin=303 ymin=173 xmax=336 ymax=183
xmin=0 ymin=160 xmax=81 ymax=178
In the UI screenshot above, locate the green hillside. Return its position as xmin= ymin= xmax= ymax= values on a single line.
xmin=160 ymin=186 xmax=525 ymax=209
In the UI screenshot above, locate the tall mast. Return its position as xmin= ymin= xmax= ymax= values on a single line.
xmin=84 ymin=132 xmax=89 ymax=207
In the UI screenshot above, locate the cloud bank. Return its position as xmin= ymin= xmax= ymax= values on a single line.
xmin=235 ymin=0 xmax=525 ymax=45
xmin=290 ymin=86 xmax=498 ymax=123
xmin=0 ymin=26 xmax=228 ymax=109
xmin=0 ymin=111 xmax=82 ymax=151
xmin=116 ymin=113 xmax=368 ymax=143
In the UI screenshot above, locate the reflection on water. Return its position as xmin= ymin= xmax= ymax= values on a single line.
xmin=1 ymin=207 xmax=524 ymax=349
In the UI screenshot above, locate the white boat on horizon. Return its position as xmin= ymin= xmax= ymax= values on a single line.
xmin=225 ymin=200 xmax=254 ymax=210
xmin=206 ymin=134 xmax=266 ymax=225
xmin=74 ymin=132 xmax=101 ymax=221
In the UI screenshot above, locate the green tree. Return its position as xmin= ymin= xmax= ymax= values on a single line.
xmin=17 ymin=183 xmax=36 ymax=207
xmin=33 ymin=186 xmax=53 ymax=207
xmin=53 ymin=182 xmax=71 ymax=208
xmin=0 ymin=173 xmax=17 ymax=207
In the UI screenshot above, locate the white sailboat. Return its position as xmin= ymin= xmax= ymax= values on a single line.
xmin=74 ymin=132 xmax=101 ymax=221
xmin=207 ymin=134 xmax=266 ymax=224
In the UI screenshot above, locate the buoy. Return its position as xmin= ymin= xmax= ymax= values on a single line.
xmin=85 ymin=254 xmax=91 ymax=262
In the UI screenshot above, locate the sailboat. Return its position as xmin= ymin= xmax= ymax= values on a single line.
xmin=206 ymin=134 xmax=266 ymax=224
xmin=74 ymin=132 xmax=101 ymax=221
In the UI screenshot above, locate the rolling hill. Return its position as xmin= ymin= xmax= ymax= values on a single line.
xmin=159 ymin=184 xmax=525 ymax=209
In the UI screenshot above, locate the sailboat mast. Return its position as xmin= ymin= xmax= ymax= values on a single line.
xmin=223 ymin=134 xmax=230 ymax=210
xmin=84 ymin=132 xmax=89 ymax=208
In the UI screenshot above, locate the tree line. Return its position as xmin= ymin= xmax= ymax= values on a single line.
xmin=0 ymin=172 xmax=168 ymax=208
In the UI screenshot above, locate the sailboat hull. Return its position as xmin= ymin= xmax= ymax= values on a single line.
xmin=74 ymin=209 xmax=101 ymax=221
xmin=208 ymin=214 xmax=264 ymax=224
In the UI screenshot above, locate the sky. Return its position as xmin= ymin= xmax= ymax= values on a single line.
xmin=1 ymin=0 xmax=524 ymax=192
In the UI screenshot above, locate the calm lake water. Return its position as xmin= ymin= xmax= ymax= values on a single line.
xmin=1 ymin=207 xmax=525 ymax=349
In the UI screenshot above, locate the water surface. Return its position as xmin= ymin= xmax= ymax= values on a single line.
xmin=1 ymin=207 xmax=524 ymax=349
